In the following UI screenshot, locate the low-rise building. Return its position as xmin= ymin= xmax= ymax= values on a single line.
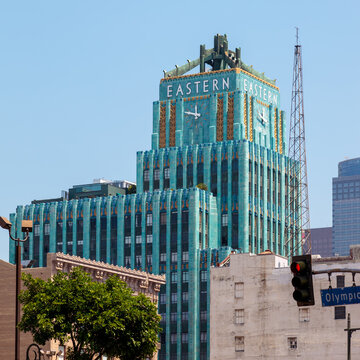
xmin=210 ymin=248 xmax=360 ymax=359
xmin=0 ymin=252 xmax=165 ymax=359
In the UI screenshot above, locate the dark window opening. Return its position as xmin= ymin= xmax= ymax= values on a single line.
xmin=110 ymin=216 xmax=117 ymax=265
xmin=100 ymin=217 xmax=107 ymax=262
xmin=90 ymin=218 xmax=96 ymax=260
xmin=198 ymin=162 xmax=204 ymax=185
xmin=177 ymin=164 xmax=183 ymax=189
xmin=211 ymin=161 xmax=217 ymax=196
xmin=334 ymin=306 xmax=346 ymax=320
xmin=66 ymin=220 xmax=73 ymax=256
xmin=187 ymin=163 xmax=193 ymax=188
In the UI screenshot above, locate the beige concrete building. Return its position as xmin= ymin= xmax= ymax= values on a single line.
xmin=0 ymin=252 xmax=165 ymax=359
xmin=210 ymin=248 xmax=360 ymax=359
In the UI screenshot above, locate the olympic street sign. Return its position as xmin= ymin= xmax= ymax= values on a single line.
xmin=321 ymin=286 xmax=360 ymax=307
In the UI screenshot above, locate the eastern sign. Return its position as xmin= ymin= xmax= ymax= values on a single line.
xmin=161 ymin=74 xmax=235 ymax=99
xmin=321 ymin=286 xmax=360 ymax=307
xmin=159 ymin=70 xmax=280 ymax=106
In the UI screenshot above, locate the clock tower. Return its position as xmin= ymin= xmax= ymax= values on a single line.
xmin=151 ymin=34 xmax=284 ymax=153
xmin=135 ymin=35 xmax=297 ymax=360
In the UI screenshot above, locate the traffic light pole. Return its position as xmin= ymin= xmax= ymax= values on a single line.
xmin=345 ymin=313 xmax=360 ymax=360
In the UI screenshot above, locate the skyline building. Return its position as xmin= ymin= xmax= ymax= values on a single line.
xmin=333 ymin=157 xmax=360 ymax=256
xmin=303 ymin=227 xmax=332 ymax=258
xmin=9 ymin=35 xmax=299 ymax=359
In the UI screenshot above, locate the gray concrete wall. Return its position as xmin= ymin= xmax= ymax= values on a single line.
xmin=210 ymin=252 xmax=360 ymax=359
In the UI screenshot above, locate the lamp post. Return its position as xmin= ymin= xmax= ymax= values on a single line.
xmin=0 ymin=216 xmax=33 ymax=360
xmin=26 ymin=343 xmax=64 ymax=360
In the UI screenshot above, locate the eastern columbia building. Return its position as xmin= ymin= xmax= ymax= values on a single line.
xmin=10 ymin=35 xmax=300 ymax=360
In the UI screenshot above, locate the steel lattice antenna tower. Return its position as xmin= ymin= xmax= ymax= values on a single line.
xmin=286 ymin=28 xmax=311 ymax=256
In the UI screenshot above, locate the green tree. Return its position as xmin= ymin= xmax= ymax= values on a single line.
xmin=196 ymin=183 xmax=208 ymax=191
xmin=18 ymin=268 xmax=161 ymax=360
xmin=126 ymin=184 xmax=137 ymax=194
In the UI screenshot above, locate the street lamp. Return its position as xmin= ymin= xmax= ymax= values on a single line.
xmin=26 ymin=343 xmax=64 ymax=360
xmin=0 ymin=216 xmax=33 ymax=360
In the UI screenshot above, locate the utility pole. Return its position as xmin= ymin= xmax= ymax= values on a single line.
xmin=344 ymin=313 xmax=360 ymax=360
xmin=286 ymin=27 xmax=311 ymax=257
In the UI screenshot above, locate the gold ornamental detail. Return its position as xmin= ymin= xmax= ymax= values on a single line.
xmin=216 ymin=96 xmax=224 ymax=142
xmin=274 ymin=108 xmax=278 ymax=152
xmin=169 ymin=103 xmax=176 ymax=147
xmin=249 ymin=96 xmax=253 ymax=142
xmin=227 ymin=95 xmax=234 ymax=140
xmin=279 ymin=111 xmax=283 ymax=154
xmin=244 ymin=93 xmax=248 ymax=140
xmin=159 ymin=104 xmax=166 ymax=148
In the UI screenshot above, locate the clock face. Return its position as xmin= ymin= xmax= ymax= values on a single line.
xmin=256 ymin=103 xmax=269 ymax=127
xmin=184 ymin=99 xmax=210 ymax=129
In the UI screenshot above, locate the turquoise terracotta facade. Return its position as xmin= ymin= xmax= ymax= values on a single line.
xmin=10 ymin=38 xmax=301 ymax=360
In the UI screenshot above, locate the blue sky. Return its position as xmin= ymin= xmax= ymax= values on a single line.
xmin=1 ymin=0 xmax=360 ymax=261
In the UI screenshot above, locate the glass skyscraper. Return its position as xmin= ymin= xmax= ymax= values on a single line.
xmin=10 ymin=35 xmax=299 ymax=359
xmin=333 ymin=157 xmax=360 ymax=256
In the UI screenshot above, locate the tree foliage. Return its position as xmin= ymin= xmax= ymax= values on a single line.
xmin=18 ymin=268 xmax=161 ymax=360
xmin=126 ymin=184 xmax=137 ymax=194
xmin=196 ymin=183 xmax=208 ymax=191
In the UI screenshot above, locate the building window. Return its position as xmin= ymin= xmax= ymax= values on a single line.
xmin=135 ymin=255 xmax=141 ymax=267
xmin=222 ymin=213 xmax=228 ymax=226
xmin=154 ymin=169 xmax=160 ymax=181
xmin=124 ymin=256 xmax=131 ymax=267
xmin=171 ymin=272 xmax=177 ymax=283
xmin=160 ymin=313 xmax=166 ymax=323
xmin=146 ymin=234 xmax=153 ymax=243
xmin=200 ymin=311 xmax=207 ymax=321
xmin=235 ymin=309 xmax=244 ymax=324
xmin=171 ymin=333 xmax=177 ymax=344
xmin=135 ymin=214 xmax=141 ymax=227
xmin=125 ymin=236 xmax=131 ymax=244
xmin=164 ymin=167 xmax=170 ymax=179
xmin=144 ymin=170 xmax=150 ymax=181
xmin=160 ymin=212 xmax=167 ymax=225
xmin=182 ymin=332 xmax=188 ymax=343
xmin=234 ymin=282 xmax=244 ymax=298
xmin=136 ymin=235 xmax=142 ymax=244
xmin=182 ymin=292 xmax=188 ymax=302
xmin=171 ymin=293 xmax=177 ymax=304
xmin=235 ymin=336 xmax=244 ymax=352
xmin=170 ymin=313 xmax=177 ymax=323
xmin=34 ymin=224 xmax=40 ymax=236
xmin=183 ymin=271 xmax=188 ymax=283
xmin=146 ymin=255 xmax=152 ymax=266
xmin=200 ymin=331 xmax=207 ymax=343
xmin=299 ymin=308 xmax=310 ymax=322
xmin=44 ymin=223 xmax=50 ymax=236
xmin=57 ymin=346 xmax=65 ymax=360
xmin=160 ymin=294 xmax=166 ymax=304
xmin=201 ymin=271 xmax=207 ymax=282
xmin=335 ymin=306 xmax=346 ymax=320
xmin=337 ymin=275 xmax=345 ymax=288
xmin=288 ymin=337 xmax=297 ymax=350
xmin=182 ymin=251 xmax=189 ymax=262
xmin=146 ymin=213 xmax=152 ymax=226
xmin=160 ymin=253 xmax=166 ymax=262
xmin=182 ymin=312 xmax=188 ymax=321
xmin=171 ymin=252 xmax=177 ymax=263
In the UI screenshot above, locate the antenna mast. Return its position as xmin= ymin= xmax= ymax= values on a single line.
xmin=286 ymin=28 xmax=311 ymax=256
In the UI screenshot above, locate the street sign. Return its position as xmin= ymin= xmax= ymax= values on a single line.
xmin=321 ymin=286 xmax=360 ymax=307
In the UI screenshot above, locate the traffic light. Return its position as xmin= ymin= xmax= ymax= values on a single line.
xmin=290 ymin=254 xmax=315 ymax=306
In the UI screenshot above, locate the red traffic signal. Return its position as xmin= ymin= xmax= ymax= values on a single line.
xmin=290 ymin=255 xmax=315 ymax=306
